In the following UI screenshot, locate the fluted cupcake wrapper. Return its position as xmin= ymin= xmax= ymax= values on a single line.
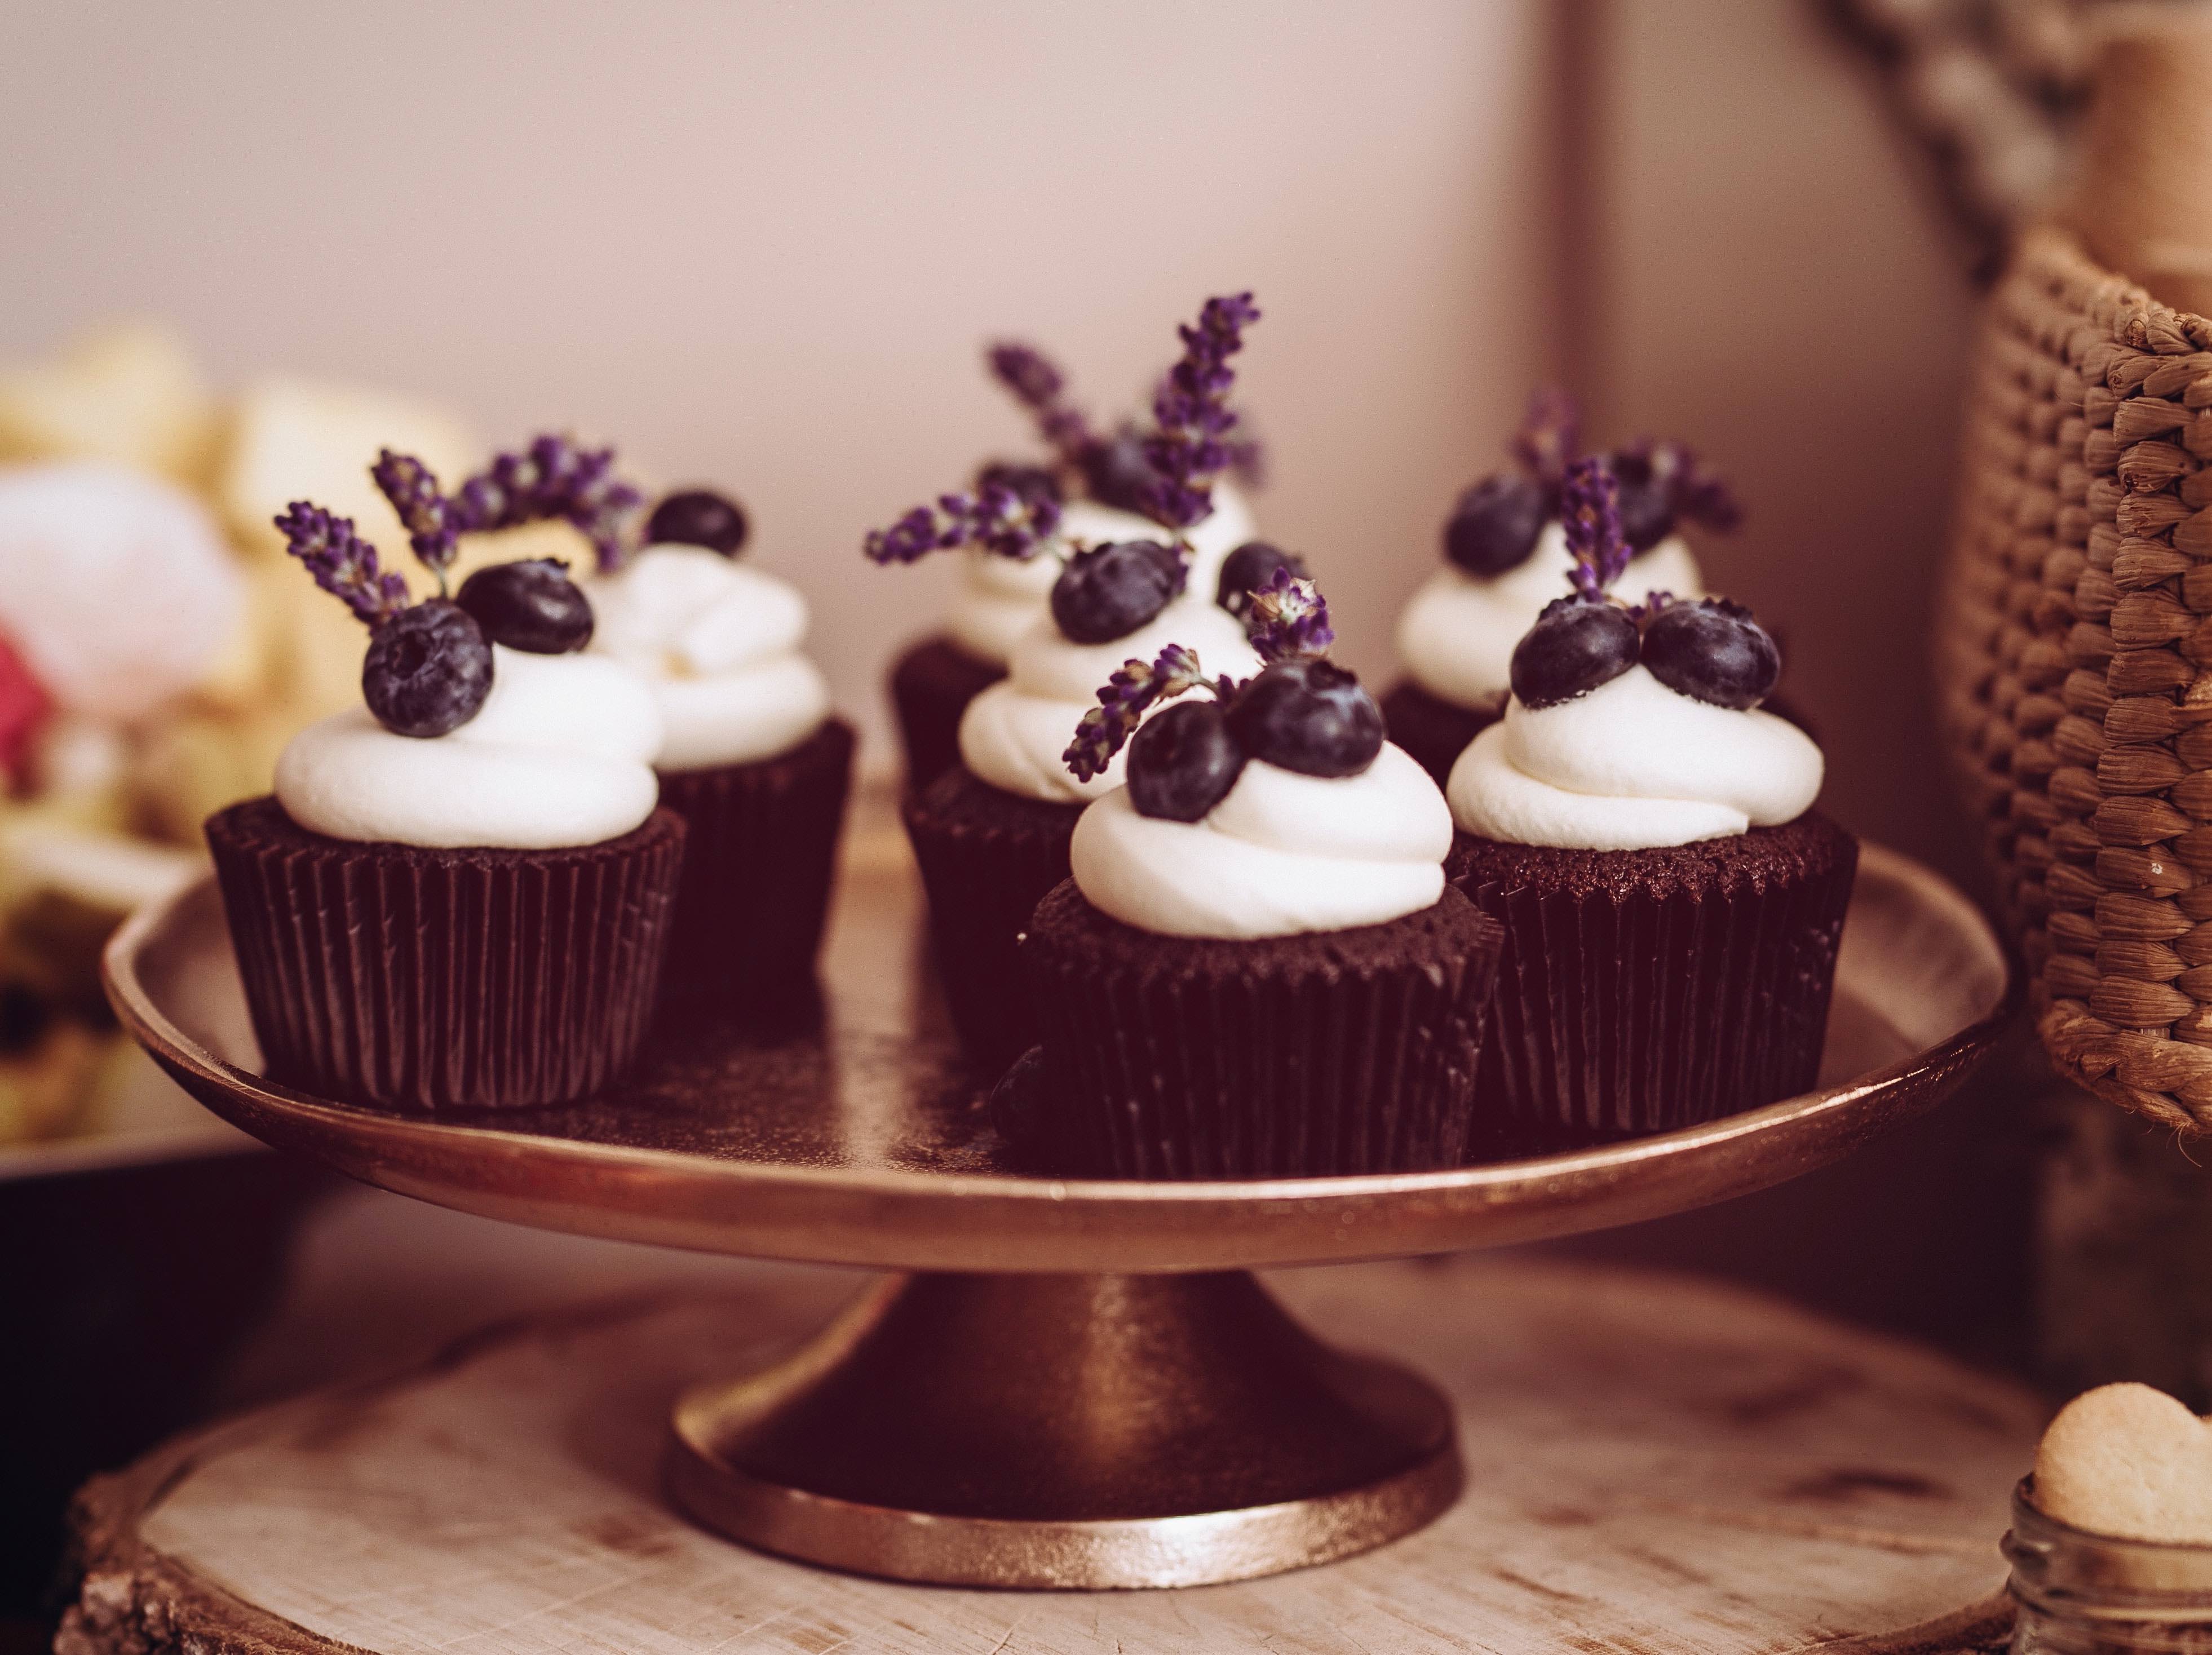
xmin=206 ymin=798 xmax=685 ymax=1113
xmin=654 ymin=718 xmax=855 ymax=1014
xmin=890 ymin=636 xmax=1006 ymax=794
xmin=901 ymin=766 xmax=1079 ymax=1073
xmin=1452 ymin=818 xmax=1857 ymax=1154
xmin=1021 ymin=882 xmax=1506 ymax=1179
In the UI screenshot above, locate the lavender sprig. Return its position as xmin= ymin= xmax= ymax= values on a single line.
xmin=369 ymin=449 xmax=459 ymax=591
xmin=987 ymin=343 xmax=1098 ymax=468
xmin=450 ymin=433 xmax=644 ymax=573
xmin=1244 ymin=568 xmax=1334 ymax=662
xmin=1063 ymin=643 xmax=1222 ymax=782
xmin=1511 ymin=387 xmax=1579 ymax=485
xmin=273 ymin=502 xmax=410 ymax=629
xmin=1561 ymin=456 xmax=1630 ymax=600
xmin=862 ymin=480 xmax=1063 ymax=564
xmin=1623 ymin=437 xmax=1742 ymax=532
xmin=1141 ymin=292 xmax=1262 ymax=531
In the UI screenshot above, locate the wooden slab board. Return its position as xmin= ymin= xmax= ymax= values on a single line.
xmin=59 ymin=1256 xmax=2038 ymax=1654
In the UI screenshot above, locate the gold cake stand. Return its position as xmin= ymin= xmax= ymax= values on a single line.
xmin=101 ymin=842 xmax=2014 ymax=1592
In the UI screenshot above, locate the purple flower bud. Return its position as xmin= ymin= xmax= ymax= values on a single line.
xmin=369 ymin=449 xmax=459 ymax=590
xmin=861 ymin=481 xmax=1063 ymax=566
xmin=448 ymin=433 xmax=645 ymax=573
xmin=1561 ymin=457 xmax=1630 ymax=600
xmin=1511 ymin=387 xmax=1580 ymax=486
xmin=273 ymin=501 xmax=411 ymax=629
xmin=988 ymin=342 xmax=1098 ymax=470
xmin=1062 ymin=641 xmax=1214 ymax=781
xmin=1243 ymin=568 xmax=1335 ymax=662
xmin=1138 ymin=291 xmax=1262 ymax=532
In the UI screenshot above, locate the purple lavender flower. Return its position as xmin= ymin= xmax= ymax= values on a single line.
xmin=1140 ymin=292 xmax=1262 ymax=531
xmin=273 ymin=502 xmax=411 ymax=629
xmin=1511 ymin=387 xmax=1580 ymax=486
xmin=1561 ymin=456 xmax=1630 ymax=600
xmin=450 ymin=433 xmax=644 ymax=573
xmin=1244 ymin=568 xmax=1334 ymax=662
xmin=1063 ymin=642 xmax=1215 ymax=782
xmin=369 ymin=449 xmax=458 ymax=590
xmin=988 ymin=342 xmax=1098 ymax=467
xmin=861 ymin=480 xmax=1063 ymax=565
xmin=1630 ymin=588 xmax=1678 ymax=623
xmin=1622 ymin=437 xmax=1742 ymax=531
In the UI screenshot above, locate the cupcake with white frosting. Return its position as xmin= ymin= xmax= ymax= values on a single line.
xmin=1444 ymin=457 xmax=1855 ymax=1152
xmin=589 ymin=486 xmax=853 ymax=1015
xmin=877 ymin=312 xmax=1266 ymax=792
xmin=1003 ymin=572 xmax=1504 ymax=1178
xmin=206 ymin=439 xmax=685 ymax=1112
xmin=881 ymin=294 xmax=1276 ymax=1070
xmin=1382 ymin=390 xmax=1734 ymax=785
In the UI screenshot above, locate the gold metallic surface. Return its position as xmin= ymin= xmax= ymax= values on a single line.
xmin=665 ymin=1272 xmax=1462 ymax=1588
xmin=101 ymin=843 xmax=2015 ymax=1273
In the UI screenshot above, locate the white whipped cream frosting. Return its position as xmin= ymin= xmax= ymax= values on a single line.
xmin=1446 ymin=665 xmax=1822 ymax=851
xmin=1396 ymin=522 xmax=1704 ymax=710
xmin=587 ymin=543 xmax=832 ymax=771
xmin=945 ymin=481 xmax=1259 ymax=666
xmin=276 ymin=645 xmax=664 ymax=849
xmin=958 ymin=597 xmax=1262 ymax=806
xmin=1073 ymin=743 xmax=1452 ymax=939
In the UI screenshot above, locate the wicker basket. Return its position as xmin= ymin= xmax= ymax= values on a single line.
xmin=1941 ymin=225 xmax=2212 ymax=1131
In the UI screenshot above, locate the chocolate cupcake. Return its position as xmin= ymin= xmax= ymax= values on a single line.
xmin=870 ymin=294 xmax=1273 ymax=1070
xmin=1444 ymin=457 xmax=1853 ymax=1153
xmin=1386 ymin=390 xmax=1737 ymax=785
xmin=1010 ymin=573 xmax=1503 ymax=1178
xmin=874 ymin=329 xmax=1266 ymax=792
xmin=589 ymin=487 xmax=853 ymax=1016
xmin=210 ymin=439 xmax=684 ymax=1112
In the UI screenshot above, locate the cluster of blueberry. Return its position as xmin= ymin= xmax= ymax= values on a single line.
xmin=1509 ymin=593 xmax=1780 ymax=713
xmin=1126 ymin=660 xmax=1384 ymax=822
xmin=351 ymin=488 xmax=747 ymax=739
xmin=1444 ymin=447 xmax=1692 ymax=579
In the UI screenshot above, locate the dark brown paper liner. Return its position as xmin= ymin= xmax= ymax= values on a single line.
xmin=1448 ymin=813 xmax=1858 ymax=1155
xmin=1021 ymin=882 xmax=1506 ymax=1179
xmin=205 ymin=798 xmax=685 ymax=1113
xmin=655 ymin=718 xmax=856 ymax=1015
xmin=900 ymin=765 xmax=1079 ymax=1073
xmin=888 ymin=635 xmax=1005 ymax=793
xmin=1380 ymin=678 xmax=1502 ymax=788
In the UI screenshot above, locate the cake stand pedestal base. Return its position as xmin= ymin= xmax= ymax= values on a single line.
xmin=665 ymin=1271 xmax=1460 ymax=1589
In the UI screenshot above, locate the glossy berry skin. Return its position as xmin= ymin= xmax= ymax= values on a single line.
xmin=456 ymin=559 xmax=594 ymax=654
xmin=1640 ymin=597 xmax=1779 ymax=709
xmin=646 ymin=488 xmax=749 ymax=556
xmin=1607 ymin=450 xmax=1673 ymax=554
xmin=362 ymin=600 xmax=494 ymax=738
xmin=1215 ymin=541 xmax=1308 ymax=617
xmin=1508 ymin=596 xmax=1640 ymax=709
xmin=977 ymin=460 xmax=1063 ymax=508
xmin=1444 ymin=473 xmax=1550 ymax=577
xmin=1081 ymin=428 xmax=1160 ymax=515
xmin=1224 ymin=658 xmax=1384 ymax=778
xmin=1127 ymin=699 xmax=1249 ymax=821
xmin=1051 ymin=541 xmax=1184 ymax=644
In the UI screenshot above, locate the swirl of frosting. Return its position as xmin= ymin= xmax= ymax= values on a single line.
xmin=958 ymin=598 xmax=1262 ymax=804
xmin=586 ymin=544 xmax=831 ymax=771
xmin=275 ymin=645 xmax=663 ymax=849
xmin=945 ymin=481 xmax=1260 ymax=665
xmin=1397 ymin=522 xmax=1702 ymax=709
xmin=1072 ymin=742 xmax=1450 ymax=939
xmin=1447 ymin=664 xmax=1822 ymax=851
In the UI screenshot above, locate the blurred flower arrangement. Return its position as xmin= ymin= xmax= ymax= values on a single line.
xmin=0 ymin=322 xmax=590 ymax=1145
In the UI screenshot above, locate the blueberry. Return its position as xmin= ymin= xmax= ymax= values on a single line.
xmin=1215 ymin=541 xmax=1308 ymax=617
xmin=645 ymin=488 xmax=748 ymax=556
xmin=1640 ymin=598 xmax=1779 ymax=709
xmin=1444 ymin=473 xmax=1550 ymax=577
xmin=456 ymin=559 xmax=594 ymax=654
xmin=1050 ymin=541 xmax=1185 ymax=644
xmin=1224 ymin=658 xmax=1384 ymax=778
xmin=1607 ymin=450 xmax=1673 ymax=554
xmin=1127 ymin=700 xmax=1248 ymax=820
xmin=1508 ymin=596 xmax=1639 ymax=709
xmin=1080 ymin=427 xmax=1160 ymax=515
xmin=989 ymin=1045 xmax=1050 ymax=1149
xmin=976 ymin=460 xmax=1063 ymax=508
xmin=362 ymin=601 xmax=493 ymax=737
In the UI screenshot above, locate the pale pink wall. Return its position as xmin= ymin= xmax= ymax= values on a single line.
xmin=0 ymin=1 xmax=1547 ymax=771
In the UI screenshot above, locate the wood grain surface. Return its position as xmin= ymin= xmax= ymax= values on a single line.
xmin=59 ymin=1256 xmax=2038 ymax=1655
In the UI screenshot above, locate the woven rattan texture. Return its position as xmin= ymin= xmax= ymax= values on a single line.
xmin=1941 ymin=227 xmax=2212 ymax=1131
